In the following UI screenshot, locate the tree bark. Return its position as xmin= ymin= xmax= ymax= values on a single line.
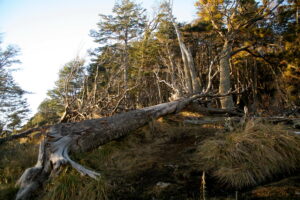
xmin=187 ymin=103 xmax=243 ymax=116
xmin=219 ymin=40 xmax=234 ymax=109
xmin=15 ymin=93 xmax=206 ymax=200
xmin=169 ymin=10 xmax=201 ymax=94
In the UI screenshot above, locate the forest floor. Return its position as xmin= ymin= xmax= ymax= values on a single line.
xmin=1 ymin=112 xmax=300 ymax=200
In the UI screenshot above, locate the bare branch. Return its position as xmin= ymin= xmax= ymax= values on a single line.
xmin=0 ymin=126 xmax=50 ymax=145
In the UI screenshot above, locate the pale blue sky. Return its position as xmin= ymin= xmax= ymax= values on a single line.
xmin=0 ymin=0 xmax=198 ymax=116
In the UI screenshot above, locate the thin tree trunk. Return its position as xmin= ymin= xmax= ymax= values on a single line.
xmin=167 ymin=4 xmax=201 ymax=94
xmin=219 ymin=40 xmax=234 ymax=109
xmin=172 ymin=20 xmax=202 ymax=93
xmin=123 ymin=37 xmax=129 ymax=107
xmin=185 ymin=46 xmax=202 ymax=93
xmin=166 ymin=45 xmax=182 ymax=96
xmin=252 ymin=59 xmax=258 ymax=114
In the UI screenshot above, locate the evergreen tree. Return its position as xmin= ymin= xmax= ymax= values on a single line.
xmin=90 ymin=0 xmax=147 ymax=90
xmin=0 ymin=38 xmax=29 ymax=134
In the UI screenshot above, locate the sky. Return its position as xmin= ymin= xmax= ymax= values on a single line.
xmin=0 ymin=0 xmax=198 ymax=117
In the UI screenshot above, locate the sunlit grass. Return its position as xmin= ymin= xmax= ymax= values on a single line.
xmin=196 ymin=120 xmax=300 ymax=189
xmin=40 ymin=168 xmax=108 ymax=200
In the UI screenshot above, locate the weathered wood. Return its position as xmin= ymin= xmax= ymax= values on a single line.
xmin=0 ymin=126 xmax=50 ymax=145
xmin=169 ymin=7 xmax=201 ymax=93
xmin=15 ymin=93 xmax=207 ymax=200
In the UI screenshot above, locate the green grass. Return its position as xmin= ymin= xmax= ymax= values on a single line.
xmin=195 ymin=120 xmax=300 ymax=189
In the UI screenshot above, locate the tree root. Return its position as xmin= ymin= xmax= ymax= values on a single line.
xmin=15 ymin=127 xmax=100 ymax=200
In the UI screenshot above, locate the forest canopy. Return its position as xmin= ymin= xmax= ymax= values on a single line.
xmin=23 ymin=0 xmax=299 ymax=127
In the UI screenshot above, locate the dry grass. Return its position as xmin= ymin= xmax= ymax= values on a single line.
xmin=39 ymin=168 xmax=108 ymax=200
xmin=0 ymin=141 xmax=38 ymax=200
xmin=42 ymin=121 xmax=217 ymax=200
xmin=0 ymin=120 xmax=219 ymax=200
xmin=251 ymin=185 xmax=300 ymax=199
xmin=179 ymin=111 xmax=204 ymax=118
xmin=196 ymin=120 xmax=300 ymax=189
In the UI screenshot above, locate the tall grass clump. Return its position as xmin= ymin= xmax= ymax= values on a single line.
xmin=40 ymin=168 xmax=109 ymax=200
xmin=196 ymin=120 xmax=300 ymax=189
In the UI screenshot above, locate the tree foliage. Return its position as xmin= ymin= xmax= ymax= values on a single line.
xmin=0 ymin=39 xmax=29 ymax=134
xmin=29 ymin=0 xmax=300 ymax=126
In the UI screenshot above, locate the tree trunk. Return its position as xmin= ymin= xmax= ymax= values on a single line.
xmin=123 ymin=37 xmax=129 ymax=107
xmin=170 ymin=14 xmax=201 ymax=93
xmin=185 ymin=47 xmax=202 ymax=93
xmin=15 ymin=93 xmax=206 ymax=200
xmin=219 ymin=40 xmax=234 ymax=109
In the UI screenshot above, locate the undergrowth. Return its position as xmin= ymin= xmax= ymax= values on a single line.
xmin=39 ymin=168 xmax=108 ymax=200
xmin=196 ymin=120 xmax=300 ymax=190
xmin=0 ymin=141 xmax=38 ymax=200
xmin=2 ymin=118 xmax=299 ymax=199
xmin=38 ymin=121 xmax=217 ymax=200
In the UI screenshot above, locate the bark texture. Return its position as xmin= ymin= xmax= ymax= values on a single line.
xmin=15 ymin=93 xmax=205 ymax=200
xmin=171 ymin=13 xmax=201 ymax=94
xmin=219 ymin=40 xmax=234 ymax=109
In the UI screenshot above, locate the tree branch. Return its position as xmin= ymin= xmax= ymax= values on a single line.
xmin=0 ymin=126 xmax=50 ymax=145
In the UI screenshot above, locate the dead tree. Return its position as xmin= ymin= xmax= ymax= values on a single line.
xmin=15 ymin=93 xmax=219 ymax=200
xmin=165 ymin=1 xmax=201 ymax=94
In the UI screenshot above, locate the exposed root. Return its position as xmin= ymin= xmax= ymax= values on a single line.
xmin=16 ymin=141 xmax=49 ymax=200
xmin=15 ymin=128 xmax=100 ymax=200
xmin=48 ymin=132 xmax=100 ymax=179
xmin=64 ymin=148 xmax=100 ymax=179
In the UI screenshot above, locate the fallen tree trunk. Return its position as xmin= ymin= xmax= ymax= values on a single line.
xmin=183 ymin=117 xmax=241 ymax=125
xmin=15 ymin=93 xmax=211 ymax=200
xmin=0 ymin=126 xmax=50 ymax=145
xmin=187 ymin=103 xmax=244 ymax=116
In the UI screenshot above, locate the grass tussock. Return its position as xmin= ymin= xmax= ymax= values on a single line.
xmin=40 ymin=168 xmax=108 ymax=200
xmin=196 ymin=120 xmax=300 ymax=189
